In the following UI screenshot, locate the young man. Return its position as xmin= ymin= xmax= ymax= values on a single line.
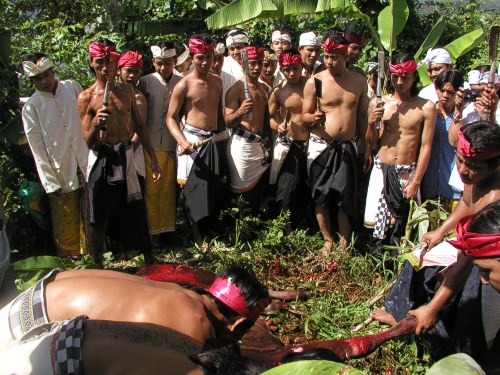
xmin=344 ymin=31 xmax=366 ymax=76
xmin=222 ymin=28 xmax=249 ymax=81
xmin=77 ymin=40 xmax=161 ymax=264
xmin=268 ymin=49 xmax=311 ymax=229
xmin=174 ymin=42 xmax=193 ymax=77
xmin=138 ymin=41 xmax=181 ymax=241
xmin=0 ymin=265 xmax=270 ymax=349
xmin=418 ymin=47 xmax=452 ymax=103
xmin=371 ymin=121 xmax=500 ymax=332
xmin=270 ymin=30 xmax=292 ymax=58
xmin=225 ymin=46 xmax=272 ymax=212
xmin=302 ymin=33 xmax=370 ymax=255
xmin=258 ymin=49 xmax=278 ymax=94
xmin=298 ymin=31 xmax=323 ymax=78
xmin=21 ymin=53 xmax=88 ymax=258
xmin=421 ymin=71 xmax=464 ymax=210
xmin=364 ymin=54 xmax=435 ymax=251
xmin=166 ymin=34 xmax=226 ymax=249
xmin=210 ymin=42 xmax=236 ymax=109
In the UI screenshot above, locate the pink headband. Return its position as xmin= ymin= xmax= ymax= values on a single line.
xmin=279 ymin=52 xmax=302 ymax=67
xmin=188 ymin=38 xmax=215 ymax=55
xmin=321 ymin=38 xmax=348 ymax=54
xmin=118 ymin=51 xmax=143 ymax=69
xmin=388 ymin=60 xmax=417 ymax=77
xmin=448 ymin=215 xmax=500 ymax=258
xmin=208 ymin=277 xmax=270 ymax=321
xmin=457 ymin=128 xmax=500 ymax=160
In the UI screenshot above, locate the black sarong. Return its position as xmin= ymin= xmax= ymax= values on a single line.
xmin=309 ymin=139 xmax=360 ymax=227
xmin=381 ymin=163 xmax=410 ymax=239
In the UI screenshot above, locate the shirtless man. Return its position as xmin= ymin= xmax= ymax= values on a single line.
xmin=371 ymin=121 xmax=499 ymax=330
xmin=364 ymin=54 xmax=435 ymax=251
xmin=259 ymin=49 xmax=278 ymax=94
xmin=268 ymin=49 xmax=311 ymax=230
xmin=302 ymin=32 xmax=370 ymax=255
xmin=77 ymin=39 xmax=161 ymax=264
xmin=344 ymin=31 xmax=366 ymax=76
xmin=167 ymin=34 xmax=226 ymax=249
xmin=225 ymin=46 xmax=272 ymax=212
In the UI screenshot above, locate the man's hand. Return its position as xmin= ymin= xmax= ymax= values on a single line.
xmin=313 ymin=110 xmax=326 ymax=125
xmin=403 ymin=182 xmax=419 ymax=199
xmin=363 ymin=151 xmax=373 ymax=173
xmin=477 ymin=87 xmax=499 ymax=121
xmin=421 ymin=229 xmax=444 ymax=250
xmin=180 ymin=141 xmax=196 ymax=156
xmin=277 ymin=121 xmax=288 ymax=137
xmin=150 ymin=156 xmax=162 ymax=182
xmin=408 ymin=304 xmax=438 ymax=336
xmin=455 ymin=87 xmax=465 ymax=113
xmin=93 ymin=107 xmax=111 ymax=128
xmin=239 ymin=98 xmax=253 ymax=116
xmin=368 ymin=100 xmax=384 ymax=124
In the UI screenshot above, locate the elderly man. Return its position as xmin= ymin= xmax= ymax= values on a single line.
xmin=298 ymin=31 xmax=323 ymax=77
xmin=222 ymin=28 xmax=249 ymax=81
xmin=418 ymin=47 xmax=452 ymax=103
xmin=21 ymin=53 xmax=88 ymax=258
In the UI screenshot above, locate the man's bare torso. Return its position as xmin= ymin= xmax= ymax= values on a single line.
xmin=235 ymin=80 xmax=269 ymax=136
xmin=464 ymin=173 xmax=500 ymax=215
xmin=276 ymin=77 xmax=308 ymax=141
xmin=183 ymin=72 xmax=222 ymax=131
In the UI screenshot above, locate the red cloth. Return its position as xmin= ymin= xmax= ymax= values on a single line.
xmin=118 ymin=51 xmax=143 ymax=69
xmin=88 ymin=42 xmax=120 ymax=64
xmin=346 ymin=32 xmax=365 ymax=45
xmin=388 ymin=60 xmax=417 ymax=77
xmin=279 ymin=51 xmax=302 ymax=67
xmin=321 ymin=38 xmax=348 ymax=54
xmin=457 ymin=128 xmax=500 ymax=160
xmin=208 ymin=277 xmax=270 ymax=321
xmin=188 ymin=38 xmax=215 ymax=54
xmin=448 ymin=215 xmax=500 ymax=258
xmin=244 ymin=46 xmax=265 ymax=60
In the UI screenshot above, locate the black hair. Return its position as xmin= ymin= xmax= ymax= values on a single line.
xmin=191 ymin=336 xmax=268 ymax=375
xmin=215 ymin=265 xmax=269 ymax=320
xmin=386 ymin=53 xmax=419 ymax=96
xmin=322 ymin=30 xmax=349 ymax=46
xmin=461 ymin=121 xmax=500 ymax=169
xmin=469 ymin=201 xmax=500 ymax=235
xmin=152 ymin=40 xmax=175 ymax=53
xmin=435 ymin=70 xmax=464 ymax=91
xmin=189 ymin=33 xmax=216 ymax=57
xmin=19 ymin=53 xmax=48 ymax=75
xmin=280 ymin=48 xmax=301 ymax=57
xmin=282 ymin=348 xmax=343 ymax=363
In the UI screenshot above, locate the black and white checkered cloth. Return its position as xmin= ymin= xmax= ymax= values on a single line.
xmin=276 ymin=134 xmax=293 ymax=147
xmin=233 ymin=127 xmax=262 ymax=143
xmin=53 ymin=315 xmax=87 ymax=375
xmin=183 ymin=123 xmax=213 ymax=138
xmin=373 ymin=156 xmax=416 ymax=240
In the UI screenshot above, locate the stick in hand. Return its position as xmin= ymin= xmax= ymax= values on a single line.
xmin=241 ymin=48 xmax=253 ymax=121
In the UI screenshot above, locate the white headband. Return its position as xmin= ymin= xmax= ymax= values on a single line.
xmin=272 ymin=30 xmax=292 ymax=43
xmin=299 ymin=32 xmax=321 ymax=47
xmin=421 ymin=47 xmax=451 ymax=66
xmin=151 ymin=46 xmax=176 ymax=59
xmin=175 ymin=45 xmax=189 ymax=66
xmin=22 ymin=57 xmax=54 ymax=78
xmin=226 ymin=31 xmax=249 ymax=47
xmin=214 ymin=43 xmax=226 ymax=55
xmin=467 ymin=70 xmax=481 ymax=85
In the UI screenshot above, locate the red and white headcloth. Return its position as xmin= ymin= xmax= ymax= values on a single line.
xmin=22 ymin=57 xmax=54 ymax=78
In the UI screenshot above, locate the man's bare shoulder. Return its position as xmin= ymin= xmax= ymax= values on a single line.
xmin=78 ymin=85 xmax=94 ymax=103
xmin=313 ymin=70 xmax=330 ymax=80
xmin=133 ymin=87 xmax=146 ymax=100
xmin=344 ymin=68 xmax=366 ymax=84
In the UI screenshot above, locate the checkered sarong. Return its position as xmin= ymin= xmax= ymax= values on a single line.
xmin=373 ymin=156 xmax=416 ymax=239
xmin=183 ymin=123 xmax=213 ymax=138
xmin=233 ymin=127 xmax=263 ymax=143
xmin=52 ymin=315 xmax=87 ymax=375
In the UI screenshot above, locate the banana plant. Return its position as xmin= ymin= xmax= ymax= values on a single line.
xmin=260 ymin=360 xmax=366 ymax=375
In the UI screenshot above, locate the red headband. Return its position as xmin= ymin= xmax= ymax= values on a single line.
xmin=188 ymin=38 xmax=215 ymax=55
xmin=448 ymin=215 xmax=500 ymax=258
xmin=244 ymin=46 xmax=265 ymax=60
xmin=347 ymin=32 xmax=365 ymax=45
xmin=279 ymin=52 xmax=302 ymax=67
xmin=321 ymin=38 xmax=349 ymax=54
xmin=389 ymin=60 xmax=417 ymax=77
xmin=208 ymin=277 xmax=270 ymax=321
xmin=457 ymin=128 xmax=500 ymax=160
xmin=118 ymin=51 xmax=143 ymax=69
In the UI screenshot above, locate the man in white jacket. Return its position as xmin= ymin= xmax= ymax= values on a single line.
xmin=21 ymin=53 xmax=88 ymax=258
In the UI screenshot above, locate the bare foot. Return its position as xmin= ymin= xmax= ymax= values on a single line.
xmin=197 ymin=242 xmax=213 ymax=260
xmin=320 ymin=240 xmax=333 ymax=257
xmin=370 ymin=308 xmax=398 ymax=326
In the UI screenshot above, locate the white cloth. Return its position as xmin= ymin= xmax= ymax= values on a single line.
xmin=21 ymin=80 xmax=88 ymax=194
xmin=405 ymin=239 xmax=458 ymax=271
xmin=299 ymin=32 xmax=321 ymax=47
xmin=21 ymin=57 xmax=53 ymax=78
xmin=138 ymin=72 xmax=181 ymax=152
xmin=269 ymin=137 xmax=291 ymax=185
xmin=176 ymin=127 xmax=207 ymax=184
xmin=150 ymin=46 xmax=175 ymax=59
xmin=306 ymin=134 xmax=328 ymax=174
xmin=226 ymin=131 xmax=268 ymax=192
xmin=272 ymin=31 xmax=291 ymax=43
xmin=421 ymin=48 xmax=451 ymax=66
xmin=363 ymin=157 xmax=384 ymax=227
xmin=419 ymin=83 xmax=438 ymax=103
xmin=226 ymin=32 xmax=248 ymax=47
xmin=222 ymin=56 xmax=244 ymax=81
xmin=302 ymin=60 xmax=322 ymax=77
xmin=221 ymin=71 xmax=237 ymax=109
xmin=134 ymin=144 xmax=146 ymax=178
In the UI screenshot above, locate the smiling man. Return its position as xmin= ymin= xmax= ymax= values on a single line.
xmin=419 ymin=47 xmax=452 ymax=103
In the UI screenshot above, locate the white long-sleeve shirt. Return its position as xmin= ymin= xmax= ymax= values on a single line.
xmin=21 ymin=80 xmax=88 ymax=194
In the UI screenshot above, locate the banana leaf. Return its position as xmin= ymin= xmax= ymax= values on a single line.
xmin=377 ymin=0 xmax=409 ymax=52
xmin=206 ymin=0 xmax=276 ymax=29
xmin=426 ymin=353 xmax=484 ymax=375
xmin=444 ymin=28 xmax=485 ymax=62
xmin=283 ymin=0 xmax=317 ymax=15
xmin=315 ymin=0 xmax=348 ymax=12
xmin=414 ymin=15 xmax=446 ymax=61
xmin=261 ymin=360 xmax=366 ymax=375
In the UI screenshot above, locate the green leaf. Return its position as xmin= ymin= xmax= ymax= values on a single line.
xmin=414 ymin=15 xmax=446 ymax=61
xmin=444 ymin=28 xmax=485 ymax=62
xmin=426 ymin=353 xmax=484 ymax=375
xmin=12 ymin=255 xmax=73 ymax=271
xmin=283 ymin=0 xmax=317 ymax=15
xmin=378 ymin=0 xmax=409 ymax=52
xmin=206 ymin=0 xmax=270 ymax=29
xmin=261 ymin=360 xmax=366 ymax=375
xmin=417 ymin=63 xmax=432 ymax=86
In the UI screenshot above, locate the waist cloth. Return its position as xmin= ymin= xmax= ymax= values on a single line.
xmin=364 ymin=154 xmax=417 ymax=240
xmin=307 ymin=134 xmax=360 ymax=226
xmin=226 ymin=126 xmax=270 ymax=193
xmin=269 ymin=135 xmax=293 ymax=185
xmin=275 ymin=139 xmax=308 ymax=208
xmin=0 ymin=315 xmax=87 ymax=375
xmin=0 ymin=269 xmax=61 ymax=350
xmin=177 ymin=124 xmax=213 ymax=185
xmin=180 ymin=125 xmax=228 ymax=225
xmin=87 ymin=142 xmax=142 ymax=225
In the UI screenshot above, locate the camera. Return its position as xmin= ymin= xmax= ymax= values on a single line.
xmin=463 ymin=88 xmax=481 ymax=103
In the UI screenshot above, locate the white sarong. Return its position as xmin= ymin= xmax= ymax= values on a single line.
xmin=177 ymin=125 xmax=212 ymax=185
xmin=269 ymin=135 xmax=292 ymax=185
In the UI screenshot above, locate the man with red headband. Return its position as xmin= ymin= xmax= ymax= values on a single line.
xmin=365 ymin=54 xmax=435 ymax=252
xmin=77 ymin=39 xmax=161 ymax=264
xmin=302 ymin=32 xmax=370 ymax=255
xmin=269 ymin=49 xmax=311 ymax=230
xmin=167 ymin=34 xmax=227 ymax=251
xmin=225 ymin=45 xmax=273 ymax=213
xmin=344 ymin=31 xmax=366 ymax=76
xmin=407 ymin=201 xmax=500 ymax=372
xmin=371 ymin=121 xmax=500 ymax=334
xmin=0 ymin=265 xmax=270 ymax=349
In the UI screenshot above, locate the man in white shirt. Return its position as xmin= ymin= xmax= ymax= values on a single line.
xmin=21 ymin=53 xmax=88 ymax=258
xmin=418 ymin=47 xmax=452 ymax=103
xmin=222 ymin=28 xmax=249 ymax=81
xmin=210 ymin=42 xmax=236 ymax=108
xmin=298 ymin=31 xmax=323 ymax=78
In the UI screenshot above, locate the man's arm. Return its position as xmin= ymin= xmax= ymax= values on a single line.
xmin=301 ymin=77 xmax=323 ymax=126
xmin=166 ymin=80 xmax=194 ymax=154
xmin=356 ymin=81 xmax=372 ymax=172
xmin=77 ymin=90 xmax=101 ymax=150
xmin=403 ymin=100 xmax=436 ymax=199
xmin=409 ymin=252 xmax=472 ymax=335
xmin=129 ymin=86 xmax=161 ymax=182
xmin=224 ymin=81 xmax=251 ymax=128
xmin=268 ymin=88 xmax=283 ymax=133
xmin=131 ymin=91 xmax=148 ymax=150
